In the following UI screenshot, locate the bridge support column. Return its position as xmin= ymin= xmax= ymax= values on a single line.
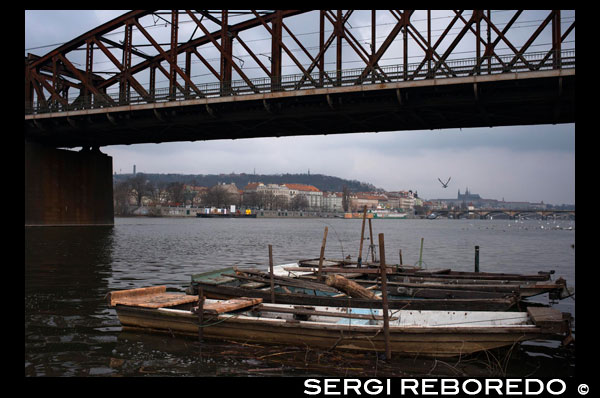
xmin=25 ymin=141 xmax=114 ymax=226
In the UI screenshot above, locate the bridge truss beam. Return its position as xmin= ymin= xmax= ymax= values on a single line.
xmin=25 ymin=10 xmax=574 ymax=117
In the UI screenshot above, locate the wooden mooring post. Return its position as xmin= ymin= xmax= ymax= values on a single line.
xmin=317 ymin=226 xmax=328 ymax=282
xmin=378 ymin=233 xmax=392 ymax=361
xmin=357 ymin=205 xmax=368 ymax=267
xmin=417 ymin=237 xmax=424 ymax=268
xmin=474 ymin=245 xmax=480 ymax=273
xmin=197 ymin=287 xmax=204 ymax=342
xmin=368 ymin=218 xmax=375 ymax=262
xmin=269 ymin=244 xmax=275 ymax=303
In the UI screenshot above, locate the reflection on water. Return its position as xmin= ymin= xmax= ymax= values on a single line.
xmin=25 ymin=217 xmax=575 ymax=377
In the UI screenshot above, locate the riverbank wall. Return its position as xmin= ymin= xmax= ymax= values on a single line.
xmin=119 ymin=206 xmax=417 ymax=219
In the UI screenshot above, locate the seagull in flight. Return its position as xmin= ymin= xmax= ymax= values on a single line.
xmin=438 ymin=177 xmax=451 ymax=188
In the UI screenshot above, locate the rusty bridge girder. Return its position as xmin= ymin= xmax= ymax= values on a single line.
xmin=25 ymin=10 xmax=575 ymax=148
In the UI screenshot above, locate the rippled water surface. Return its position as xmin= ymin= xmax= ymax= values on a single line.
xmin=25 ymin=217 xmax=576 ymax=377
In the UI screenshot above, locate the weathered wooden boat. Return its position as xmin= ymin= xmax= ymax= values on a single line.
xmin=284 ymin=270 xmax=571 ymax=300
xmin=107 ymin=285 xmax=573 ymax=358
xmin=186 ymin=266 xmax=520 ymax=311
xmin=290 ymin=260 xmax=572 ymax=300
xmin=380 ymin=279 xmax=571 ymax=300
xmin=297 ymin=258 xmax=555 ymax=282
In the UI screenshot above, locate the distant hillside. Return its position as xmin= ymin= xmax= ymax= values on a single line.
xmin=113 ymin=172 xmax=381 ymax=192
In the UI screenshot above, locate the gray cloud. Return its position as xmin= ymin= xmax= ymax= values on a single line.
xmin=103 ymin=123 xmax=574 ymax=205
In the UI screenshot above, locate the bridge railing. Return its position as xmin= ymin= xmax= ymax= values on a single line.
xmin=25 ymin=49 xmax=574 ymax=115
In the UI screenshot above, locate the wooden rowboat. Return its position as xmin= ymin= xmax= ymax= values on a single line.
xmin=377 ymin=279 xmax=571 ymax=300
xmin=187 ymin=266 xmax=520 ymax=311
xmin=107 ymin=285 xmax=573 ymax=358
xmin=297 ymin=258 xmax=555 ymax=282
xmin=287 ymin=262 xmax=572 ymax=300
xmin=291 ymin=273 xmax=571 ymax=300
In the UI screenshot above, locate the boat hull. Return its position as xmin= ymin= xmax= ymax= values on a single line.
xmin=115 ymin=305 xmax=547 ymax=358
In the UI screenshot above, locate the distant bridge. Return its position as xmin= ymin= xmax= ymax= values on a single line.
xmin=427 ymin=208 xmax=575 ymax=220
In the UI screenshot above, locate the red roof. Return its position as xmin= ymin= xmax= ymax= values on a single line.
xmin=284 ymin=183 xmax=320 ymax=192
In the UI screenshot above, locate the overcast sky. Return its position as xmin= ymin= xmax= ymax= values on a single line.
xmin=25 ymin=10 xmax=575 ymax=205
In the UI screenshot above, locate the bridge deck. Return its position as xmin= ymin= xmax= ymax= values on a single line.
xmin=24 ymin=68 xmax=574 ymax=148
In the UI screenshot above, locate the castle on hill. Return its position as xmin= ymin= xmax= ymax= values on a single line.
xmin=430 ymin=187 xmax=547 ymax=210
xmin=457 ymin=187 xmax=481 ymax=202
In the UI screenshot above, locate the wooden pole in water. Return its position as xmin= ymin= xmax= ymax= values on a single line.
xmin=358 ymin=205 xmax=368 ymax=267
xmin=378 ymin=233 xmax=392 ymax=360
xmin=474 ymin=245 xmax=480 ymax=273
xmin=197 ymin=287 xmax=204 ymax=342
xmin=269 ymin=244 xmax=275 ymax=303
xmin=317 ymin=226 xmax=329 ymax=282
xmin=417 ymin=237 xmax=424 ymax=268
xmin=368 ymin=218 xmax=375 ymax=263
xmin=398 ymin=249 xmax=403 ymax=272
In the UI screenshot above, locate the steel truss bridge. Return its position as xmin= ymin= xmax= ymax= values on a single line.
xmin=25 ymin=10 xmax=575 ymax=148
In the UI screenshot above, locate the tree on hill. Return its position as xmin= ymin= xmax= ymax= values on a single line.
xmin=202 ymin=185 xmax=236 ymax=208
xmin=290 ymin=194 xmax=309 ymax=210
xmin=166 ymin=182 xmax=185 ymax=205
xmin=129 ymin=173 xmax=152 ymax=206
xmin=113 ymin=172 xmax=379 ymax=193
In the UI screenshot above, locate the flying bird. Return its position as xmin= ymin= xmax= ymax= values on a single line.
xmin=438 ymin=177 xmax=451 ymax=188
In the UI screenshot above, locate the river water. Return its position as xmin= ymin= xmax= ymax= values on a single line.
xmin=25 ymin=217 xmax=576 ymax=377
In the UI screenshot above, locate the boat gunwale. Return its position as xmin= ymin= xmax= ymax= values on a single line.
xmin=116 ymin=304 xmax=541 ymax=334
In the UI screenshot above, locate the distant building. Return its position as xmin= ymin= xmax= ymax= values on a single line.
xmin=349 ymin=193 xmax=385 ymax=211
xmin=260 ymin=183 xmax=291 ymax=199
xmin=285 ymin=183 xmax=323 ymax=209
xmin=431 ymin=187 xmax=492 ymax=208
xmin=323 ymin=192 xmax=343 ymax=212
xmin=184 ymin=184 xmax=208 ymax=206
xmin=457 ymin=187 xmax=481 ymax=202
xmin=217 ymin=182 xmax=242 ymax=202
xmin=386 ymin=191 xmax=416 ymax=211
xmin=243 ymin=182 xmax=322 ymax=209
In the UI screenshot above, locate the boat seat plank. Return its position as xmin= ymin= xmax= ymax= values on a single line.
xmin=108 ymin=286 xmax=199 ymax=308
xmin=203 ymin=297 xmax=263 ymax=314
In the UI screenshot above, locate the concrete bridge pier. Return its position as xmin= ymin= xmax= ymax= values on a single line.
xmin=25 ymin=141 xmax=114 ymax=226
